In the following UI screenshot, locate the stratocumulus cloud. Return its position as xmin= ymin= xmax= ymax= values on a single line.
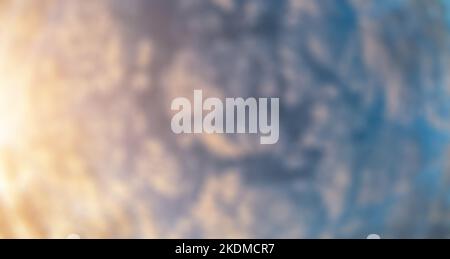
xmin=0 ymin=0 xmax=449 ymax=239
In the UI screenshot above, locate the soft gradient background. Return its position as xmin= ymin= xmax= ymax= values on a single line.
xmin=0 ymin=0 xmax=450 ymax=238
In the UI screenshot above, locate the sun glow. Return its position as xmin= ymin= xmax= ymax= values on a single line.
xmin=0 ymin=4 xmax=28 ymax=149
xmin=0 ymin=78 xmax=25 ymax=148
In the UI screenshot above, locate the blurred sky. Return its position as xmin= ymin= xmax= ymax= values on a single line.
xmin=0 ymin=0 xmax=450 ymax=238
